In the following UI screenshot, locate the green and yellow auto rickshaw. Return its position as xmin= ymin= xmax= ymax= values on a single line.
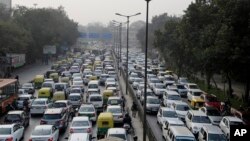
xmin=97 ymin=112 xmax=114 ymax=139
xmin=38 ymin=87 xmax=53 ymax=99
xmin=190 ymin=97 xmax=205 ymax=110
xmin=102 ymin=90 xmax=114 ymax=106
xmin=34 ymin=75 xmax=44 ymax=89
xmin=49 ymin=73 xmax=59 ymax=83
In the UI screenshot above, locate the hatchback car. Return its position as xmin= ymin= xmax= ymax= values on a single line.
xmin=4 ymin=110 xmax=30 ymax=128
xmin=106 ymin=105 xmax=124 ymax=123
xmin=146 ymin=96 xmax=161 ymax=114
xmin=88 ymin=94 xmax=103 ymax=111
xmin=69 ymin=116 xmax=93 ymax=137
xmin=219 ymin=116 xmax=244 ymax=139
xmin=30 ymin=98 xmax=52 ymax=116
xmin=0 ymin=123 xmax=24 ymax=141
xmin=198 ymin=125 xmax=227 ymax=141
xmin=77 ymin=103 xmax=97 ymax=122
xmin=29 ymin=125 xmax=59 ymax=141
xmin=171 ymin=101 xmax=190 ymax=121
xmin=157 ymin=107 xmax=179 ymax=126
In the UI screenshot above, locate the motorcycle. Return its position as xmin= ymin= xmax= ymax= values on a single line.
xmin=123 ymin=123 xmax=131 ymax=134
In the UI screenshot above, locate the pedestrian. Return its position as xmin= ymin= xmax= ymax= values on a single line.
xmin=121 ymin=96 xmax=126 ymax=111
xmin=131 ymin=101 xmax=138 ymax=118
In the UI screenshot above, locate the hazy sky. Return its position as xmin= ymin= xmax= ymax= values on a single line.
xmin=12 ymin=0 xmax=194 ymax=26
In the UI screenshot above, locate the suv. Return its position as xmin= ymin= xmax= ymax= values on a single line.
xmin=198 ymin=125 xmax=227 ymax=141
xmin=40 ymin=108 xmax=69 ymax=131
xmin=4 ymin=110 xmax=30 ymax=128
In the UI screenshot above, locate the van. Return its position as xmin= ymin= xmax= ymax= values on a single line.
xmin=88 ymin=94 xmax=103 ymax=111
xmin=166 ymin=126 xmax=196 ymax=141
xmin=198 ymin=125 xmax=227 ymax=141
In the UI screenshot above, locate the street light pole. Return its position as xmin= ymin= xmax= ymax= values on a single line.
xmin=144 ymin=1 xmax=151 ymax=141
xmin=115 ymin=12 xmax=141 ymax=95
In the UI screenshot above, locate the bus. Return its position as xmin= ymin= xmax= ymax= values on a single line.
xmin=0 ymin=79 xmax=18 ymax=115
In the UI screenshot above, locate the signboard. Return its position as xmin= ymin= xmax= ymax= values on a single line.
xmin=79 ymin=32 xmax=112 ymax=39
xmin=43 ymin=45 xmax=56 ymax=54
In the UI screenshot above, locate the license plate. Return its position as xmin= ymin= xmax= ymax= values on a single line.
xmin=152 ymin=108 xmax=158 ymax=111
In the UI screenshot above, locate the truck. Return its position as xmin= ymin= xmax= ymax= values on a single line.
xmin=6 ymin=53 xmax=26 ymax=68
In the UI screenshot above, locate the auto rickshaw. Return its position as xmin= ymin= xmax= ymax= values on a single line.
xmin=52 ymin=91 xmax=66 ymax=101
xmin=49 ymin=73 xmax=59 ymax=83
xmin=165 ymin=70 xmax=174 ymax=76
xmin=97 ymin=112 xmax=114 ymax=139
xmin=61 ymin=77 xmax=70 ymax=84
xmin=90 ymin=75 xmax=98 ymax=81
xmin=190 ymin=98 xmax=205 ymax=110
xmin=38 ymin=87 xmax=53 ymax=98
xmin=34 ymin=75 xmax=44 ymax=89
xmin=102 ymin=90 xmax=114 ymax=105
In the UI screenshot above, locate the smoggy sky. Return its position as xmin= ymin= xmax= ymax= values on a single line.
xmin=12 ymin=0 xmax=194 ymax=26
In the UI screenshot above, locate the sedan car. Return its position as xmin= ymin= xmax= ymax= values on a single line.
xmin=199 ymin=106 xmax=223 ymax=125
xmin=157 ymin=107 xmax=179 ymax=126
xmin=77 ymin=103 xmax=97 ymax=122
xmin=4 ymin=110 xmax=30 ymax=128
xmin=16 ymin=94 xmax=35 ymax=109
xmin=0 ymin=123 xmax=24 ymax=141
xmin=21 ymin=83 xmax=35 ymax=94
xmin=146 ymin=96 xmax=161 ymax=114
xmin=29 ymin=125 xmax=59 ymax=141
xmin=30 ymin=98 xmax=52 ymax=116
xmin=106 ymin=105 xmax=124 ymax=123
xmin=69 ymin=116 xmax=93 ymax=136
xmin=171 ymin=101 xmax=190 ymax=121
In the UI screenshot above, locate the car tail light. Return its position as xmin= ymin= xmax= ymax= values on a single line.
xmin=70 ymin=128 xmax=74 ymax=133
xmin=48 ymin=137 xmax=53 ymax=141
xmin=40 ymin=120 xmax=47 ymax=124
xmin=119 ymin=115 xmax=123 ymax=118
xmin=87 ymin=128 xmax=92 ymax=133
xmin=6 ymin=137 xmax=13 ymax=141
xmin=28 ymin=139 xmax=32 ymax=141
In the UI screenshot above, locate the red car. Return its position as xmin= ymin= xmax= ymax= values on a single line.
xmin=200 ymin=94 xmax=221 ymax=110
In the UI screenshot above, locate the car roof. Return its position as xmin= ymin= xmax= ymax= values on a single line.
xmin=147 ymin=96 xmax=159 ymax=99
xmin=166 ymin=118 xmax=185 ymax=125
xmin=55 ymin=100 xmax=68 ymax=103
xmin=0 ymin=123 xmax=16 ymax=128
xmin=108 ymin=128 xmax=126 ymax=134
xmin=169 ymin=126 xmax=195 ymax=137
xmin=107 ymin=105 xmax=121 ymax=109
xmin=72 ymin=116 xmax=89 ymax=121
xmin=34 ymin=98 xmax=48 ymax=101
xmin=165 ymin=90 xmax=179 ymax=95
xmin=189 ymin=110 xmax=207 ymax=116
xmin=160 ymin=107 xmax=175 ymax=111
xmin=89 ymin=94 xmax=102 ymax=97
xmin=173 ymin=101 xmax=189 ymax=105
xmin=45 ymin=108 xmax=63 ymax=114
xmin=224 ymin=116 xmax=243 ymax=122
xmin=35 ymin=125 xmax=53 ymax=130
xmin=8 ymin=110 xmax=23 ymax=115
xmin=69 ymin=133 xmax=89 ymax=141
xmin=202 ymin=125 xmax=224 ymax=134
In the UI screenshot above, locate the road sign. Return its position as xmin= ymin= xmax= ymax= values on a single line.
xmin=43 ymin=45 xmax=56 ymax=54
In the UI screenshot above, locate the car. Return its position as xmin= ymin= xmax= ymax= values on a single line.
xmin=174 ymin=84 xmax=188 ymax=98
xmin=185 ymin=110 xmax=212 ymax=135
xmin=162 ymin=118 xmax=185 ymax=139
xmin=199 ymin=106 xmax=223 ymax=126
xmin=187 ymin=89 xmax=204 ymax=102
xmin=163 ymin=75 xmax=175 ymax=86
xmin=77 ymin=103 xmax=97 ymax=122
xmin=152 ymin=83 xmax=166 ymax=97
xmin=146 ymin=96 xmax=161 ymax=114
xmin=163 ymin=90 xmax=182 ymax=107
xmin=198 ymin=125 xmax=227 ymax=141
xmin=106 ymin=128 xmax=128 ymax=141
xmin=107 ymin=96 xmax=122 ymax=106
xmin=0 ymin=123 xmax=24 ymax=141
xmin=83 ymin=74 xmax=93 ymax=85
xmin=40 ymin=108 xmax=69 ymax=131
xmin=88 ymin=94 xmax=103 ymax=111
xmin=4 ymin=110 xmax=30 ymax=127
xmin=18 ymin=88 xmax=29 ymax=95
xmin=165 ymin=126 xmax=196 ymax=141
xmin=200 ymin=94 xmax=221 ymax=110
xmin=148 ymin=78 xmax=162 ymax=89
xmin=166 ymin=85 xmax=178 ymax=92
xmin=157 ymin=107 xmax=179 ymax=126
xmin=171 ymin=101 xmax=190 ymax=121
xmin=16 ymin=94 xmax=35 ymax=109
xmin=69 ymin=66 xmax=80 ymax=74
xmin=69 ymin=87 xmax=83 ymax=95
xmin=106 ymin=105 xmax=124 ymax=123
xmin=66 ymin=133 xmax=92 ymax=141
xmin=54 ymin=82 xmax=70 ymax=95
xmin=185 ymin=83 xmax=200 ymax=92
xmin=128 ymin=72 xmax=138 ymax=84
xmin=132 ymin=77 xmax=143 ymax=89
xmin=21 ymin=82 xmax=35 ymax=94
xmin=68 ymin=93 xmax=83 ymax=108
xmin=42 ymin=81 xmax=55 ymax=90
xmin=99 ymin=74 xmax=109 ymax=86
xmin=178 ymin=77 xmax=189 ymax=84
xmin=140 ymin=88 xmax=154 ymax=104
xmin=219 ymin=116 xmax=244 ymax=140
xmin=30 ymin=98 xmax=52 ymax=116
xmin=29 ymin=125 xmax=59 ymax=141
xmin=70 ymin=116 xmax=93 ymax=136
xmin=51 ymin=100 xmax=73 ymax=113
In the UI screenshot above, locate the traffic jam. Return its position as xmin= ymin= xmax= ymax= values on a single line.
xmin=0 ymin=49 xmax=131 ymax=141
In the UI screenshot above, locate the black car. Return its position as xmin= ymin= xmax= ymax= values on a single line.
xmin=4 ymin=110 xmax=30 ymax=127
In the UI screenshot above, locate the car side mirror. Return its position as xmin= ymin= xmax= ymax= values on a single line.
xmin=64 ymin=137 xmax=69 ymax=140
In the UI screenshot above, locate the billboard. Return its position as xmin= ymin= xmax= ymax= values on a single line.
xmin=80 ymin=32 xmax=112 ymax=39
xmin=43 ymin=45 xmax=56 ymax=54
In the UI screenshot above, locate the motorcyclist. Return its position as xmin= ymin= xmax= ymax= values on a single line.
xmin=123 ymin=113 xmax=132 ymax=129
xmin=23 ymin=99 xmax=29 ymax=113
xmin=131 ymin=101 xmax=138 ymax=118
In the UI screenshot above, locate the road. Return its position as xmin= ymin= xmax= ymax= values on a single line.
xmin=1 ymin=60 xmax=135 ymax=141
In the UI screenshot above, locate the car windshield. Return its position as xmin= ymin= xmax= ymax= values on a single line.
xmin=156 ymin=85 xmax=166 ymax=89
xmin=176 ymin=85 xmax=185 ymax=89
xmin=70 ymin=89 xmax=81 ymax=93
xmin=53 ymin=103 xmax=66 ymax=108
xmin=69 ymin=96 xmax=81 ymax=101
xmin=163 ymin=111 xmax=178 ymax=118
xmin=108 ymin=99 xmax=121 ymax=105
xmin=32 ymin=128 xmax=51 ymax=136
xmin=192 ymin=116 xmax=211 ymax=123
xmin=168 ymin=95 xmax=181 ymax=100
xmin=193 ymin=91 xmax=202 ymax=96
xmin=90 ymin=96 xmax=102 ymax=101
xmin=5 ymin=114 xmax=21 ymax=121
xmin=0 ymin=128 xmax=11 ymax=135
xmin=176 ymin=137 xmax=195 ymax=141
xmin=72 ymin=121 xmax=89 ymax=127
xmin=107 ymin=108 xmax=121 ymax=113
xmin=109 ymin=134 xmax=126 ymax=140
xmin=79 ymin=107 xmax=95 ymax=112
xmin=147 ymin=98 xmax=160 ymax=104
xmin=230 ymin=121 xmax=244 ymax=126
xmin=207 ymin=109 xmax=221 ymax=116
xmin=88 ymin=84 xmax=98 ymax=89
xmin=55 ymin=85 xmax=64 ymax=90
xmin=165 ymin=77 xmax=175 ymax=81
xmin=176 ymin=105 xmax=190 ymax=111
xmin=206 ymin=96 xmax=218 ymax=102
xmin=32 ymin=100 xmax=46 ymax=105
xmin=208 ymin=133 xmax=227 ymax=141
xmin=43 ymin=114 xmax=62 ymax=119
xmin=189 ymin=85 xmax=198 ymax=89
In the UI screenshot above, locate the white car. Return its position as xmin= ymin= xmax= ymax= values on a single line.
xmin=106 ymin=128 xmax=128 ymax=141
xmin=198 ymin=125 xmax=227 ymax=141
xmin=140 ymin=88 xmax=154 ymax=104
xmin=0 ymin=123 xmax=24 ymax=141
xmin=21 ymin=83 xmax=35 ymax=94
xmin=66 ymin=133 xmax=91 ymax=141
xmin=30 ymin=98 xmax=52 ymax=116
xmin=88 ymin=94 xmax=103 ymax=111
xmin=185 ymin=110 xmax=212 ymax=135
xmin=132 ymin=78 xmax=143 ymax=89
xmin=29 ymin=125 xmax=59 ymax=141
xmin=70 ymin=116 xmax=93 ymax=136
xmin=163 ymin=90 xmax=182 ymax=107
xmin=162 ymin=118 xmax=185 ymax=139
xmin=148 ymin=78 xmax=162 ymax=89
xmin=185 ymin=83 xmax=200 ymax=92
xmin=152 ymin=83 xmax=166 ymax=97
xmin=77 ymin=103 xmax=97 ymax=122
xmin=187 ymin=89 xmax=203 ymax=101
xmin=146 ymin=96 xmax=161 ymax=114
xmin=157 ymin=107 xmax=179 ymax=126
xmin=68 ymin=93 xmax=83 ymax=108
xmin=18 ymin=88 xmax=29 ymax=95
xmin=106 ymin=105 xmax=124 ymax=123
xmin=171 ymin=101 xmax=190 ymax=121
xmin=199 ymin=106 xmax=222 ymax=125
xmin=128 ymin=72 xmax=138 ymax=84
xmin=163 ymin=75 xmax=175 ymax=86
xmin=219 ymin=116 xmax=244 ymax=140
xmin=16 ymin=94 xmax=35 ymax=109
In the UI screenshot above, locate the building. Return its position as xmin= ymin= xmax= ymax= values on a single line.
xmin=0 ymin=0 xmax=11 ymax=9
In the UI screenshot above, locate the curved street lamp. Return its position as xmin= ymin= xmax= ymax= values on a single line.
xmin=115 ymin=12 xmax=141 ymax=95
